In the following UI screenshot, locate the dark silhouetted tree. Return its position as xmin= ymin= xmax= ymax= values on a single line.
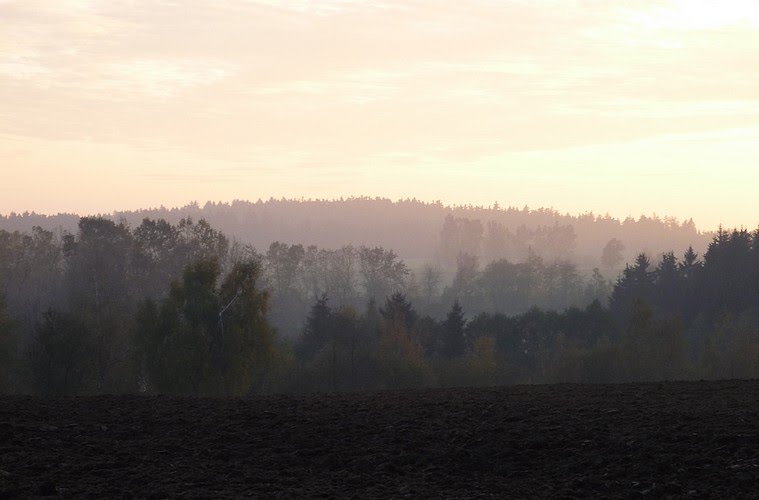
xmin=27 ymin=310 xmax=93 ymax=396
xmin=610 ymin=253 xmax=656 ymax=322
xmin=0 ymin=298 xmax=17 ymax=392
xmin=380 ymin=292 xmax=417 ymax=332
xmin=440 ymin=300 xmax=467 ymax=359
xmin=134 ymin=257 xmax=272 ymax=396
xmin=299 ymin=295 xmax=332 ymax=360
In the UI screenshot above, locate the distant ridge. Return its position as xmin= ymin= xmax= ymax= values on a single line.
xmin=0 ymin=197 xmax=712 ymax=267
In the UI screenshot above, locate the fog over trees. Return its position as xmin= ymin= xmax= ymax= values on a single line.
xmin=0 ymin=202 xmax=755 ymax=396
xmin=0 ymin=197 xmax=711 ymax=270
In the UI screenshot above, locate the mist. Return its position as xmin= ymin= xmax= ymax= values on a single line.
xmin=0 ymin=200 xmax=751 ymax=396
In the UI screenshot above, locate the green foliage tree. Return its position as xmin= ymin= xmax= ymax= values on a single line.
xmin=618 ymin=299 xmax=686 ymax=381
xmin=64 ymin=217 xmax=135 ymax=391
xmin=135 ymin=257 xmax=273 ymax=396
xmin=0 ymin=227 xmax=64 ymax=335
xmin=27 ymin=310 xmax=93 ymax=396
xmin=376 ymin=293 xmax=430 ymax=388
xmin=380 ymin=292 xmax=417 ymax=332
xmin=217 ymin=258 xmax=276 ymax=394
xmin=702 ymin=311 xmax=759 ymax=380
xmin=0 ymin=298 xmax=17 ymax=392
xmin=467 ymin=336 xmax=497 ymax=385
xmin=132 ymin=218 xmax=181 ymax=299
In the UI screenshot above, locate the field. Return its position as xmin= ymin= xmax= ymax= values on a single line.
xmin=1 ymin=380 xmax=758 ymax=498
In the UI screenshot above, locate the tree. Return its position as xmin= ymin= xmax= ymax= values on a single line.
xmin=265 ymin=242 xmax=305 ymax=297
xmin=134 ymin=257 xmax=273 ymax=396
xmin=610 ymin=253 xmax=656 ymax=322
xmin=418 ymin=264 xmax=442 ymax=309
xmin=176 ymin=217 xmax=230 ymax=266
xmin=0 ymin=298 xmax=17 ymax=392
xmin=534 ymin=223 xmax=577 ymax=261
xmin=583 ymin=268 xmax=611 ymax=306
xmin=703 ymin=311 xmax=759 ymax=380
xmin=64 ymin=217 xmax=134 ymax=391
xmin=0 ymin=227 xmax=64 ymax=335
xmin=440 ymin=301 xmax=467 ymax=359
xmin=376 ymin=294 xmax=429 ymax=389
xmin=299 ymin=295 xmax=333 ymax=360
xmin=476 ymin=258 xmax=539 ymax=315
xmin=619 ymin=298 xmax=686 ymax=381
xmin=27 ymin=310 xmax=93 ymax=396
xmin=655 ymin=251 xmax=681 ymax=314
xmin=322 ymin=246 xmax=359 ymax=308
xmin=679 ymin=246 xmax=702 ymax=279
xmin=543 ymin=260 xmax=581 ymax=310
xmin=467 ymin=336 xmax=497 ymax=386
xmin=702 ymin=229 xmax=754 ymax=316
xmin=216 ymin=257 xmax=275 ymax=394
xmin=358 ymin=246 xmax=409 ymax=302
xmin=601 ymin=238 xmax=625 ymax=271
xmin=330 ymin=305 xmax=363 ymax=391
xmin=439 ymin=215 xmax=484 ymax=264
xmin=483 ymin=221 xmax=509 ymax=262
xmin=265 ymin=242 xmax=307 ymax=337
xmin=132 ymin=218 xmax=180 ymax=299
xmin=380 ymin=292 xmax=417 ymax=332
xmin=444 ymin=252 xmax=480 ymax=311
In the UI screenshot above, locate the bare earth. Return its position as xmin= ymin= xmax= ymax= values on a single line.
xmin=1 ymin=380 xmax=758 ymax=498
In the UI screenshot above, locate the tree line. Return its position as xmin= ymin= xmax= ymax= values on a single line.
xmin=0 ymin=218 xmax=755 ymax=396
xmin=0 ymin=197 xmax=712 ymax=270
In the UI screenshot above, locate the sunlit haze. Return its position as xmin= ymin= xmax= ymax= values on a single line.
xmin=2 ymin=0 xmax=759 ymax=230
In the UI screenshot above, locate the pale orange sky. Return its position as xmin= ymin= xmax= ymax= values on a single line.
xmin=2 ymin=0 xmax=759 ymax=230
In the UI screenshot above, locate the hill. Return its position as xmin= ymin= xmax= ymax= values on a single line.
xmin=0 ymin=198 xmax=712 ymax=269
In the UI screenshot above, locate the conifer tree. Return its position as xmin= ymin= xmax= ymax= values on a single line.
xmin=440 ymin=300 xmax=467 ymax=359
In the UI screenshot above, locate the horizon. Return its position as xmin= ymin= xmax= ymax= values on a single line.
xmin=3 ymin=1 xmax=759 ymax=231
xmin=0 ymin=195 xmax=725 ymax=233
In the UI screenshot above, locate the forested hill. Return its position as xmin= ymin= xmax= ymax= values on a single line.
xmin=0 ymin=198 xmax=712 ymax=267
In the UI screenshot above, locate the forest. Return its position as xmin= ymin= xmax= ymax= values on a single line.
xmin=0 ymin=215 xmax=756 ymax=396
xmin=0 ymin=197 xmax=711 ymax=269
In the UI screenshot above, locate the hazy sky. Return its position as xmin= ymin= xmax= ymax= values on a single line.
xmin=2 ymin=0 xmax=759 ymax=230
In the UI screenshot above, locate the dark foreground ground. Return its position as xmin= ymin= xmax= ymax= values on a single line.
xmin=1 ymin=380 xmax=758 ymax=498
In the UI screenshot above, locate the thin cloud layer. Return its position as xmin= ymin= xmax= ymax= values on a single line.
xmin=1 ymin=0 xmax=758 ymax=228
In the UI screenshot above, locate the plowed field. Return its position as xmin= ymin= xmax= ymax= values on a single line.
xmin=1 ymin=380 xmax=758 ymax=498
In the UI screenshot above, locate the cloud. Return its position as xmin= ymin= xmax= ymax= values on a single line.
xmin=239 ymin=0 xmax=391 ymax=16
xmin=99 ymin=59 xmax=237 ymax=98
xmin=2 ymin=0 xmax=759 ymax=225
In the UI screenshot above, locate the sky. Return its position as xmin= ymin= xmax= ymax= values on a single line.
xmin=2 ymin=0 xmax=759 ymax=231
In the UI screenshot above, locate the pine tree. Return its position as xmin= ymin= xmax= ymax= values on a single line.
xmin=440 ymin=300 xmax=467 ymax=359
xmin=300 ymin=294 xmax=333 ymax=360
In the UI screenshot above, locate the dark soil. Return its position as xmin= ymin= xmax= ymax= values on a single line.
xmin=1 ymin=380 xmax=758 ymax=498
